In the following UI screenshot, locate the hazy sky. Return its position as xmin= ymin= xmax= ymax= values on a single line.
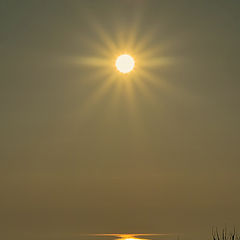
xmin=1 ymin=1 xmax=240 ymax=240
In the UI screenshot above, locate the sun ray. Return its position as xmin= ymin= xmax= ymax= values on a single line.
xmin=82 ymin=37 xmax=113 ymax=58
xmin=91 ymin=21 xmax=118 ymax=53
xmin=79 ymin=74 xmax=116 ymax=116
xmin=134 ymin=26 xmax=159 ymax=53
xmin=125 ymin=14 xmax=142 ymax=50
xmin=124 ymin=76 xmax=137 ymax=113
xmin=67 ymin=12 xmax=176 ymax=125
xmin=134 ymin=77 xmax=156 ymax=105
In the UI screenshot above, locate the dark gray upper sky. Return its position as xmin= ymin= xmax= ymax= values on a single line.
xmin=1 ymin=1 xmax=240 ymax=240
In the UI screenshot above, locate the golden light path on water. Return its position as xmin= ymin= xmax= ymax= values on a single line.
xmin=87 ymin=233 xmax=175 ymax=240
xmin=85 ymin=233 xmax=176 ymax=240
xmin=83 ymin=232 xmax=178 ymax=240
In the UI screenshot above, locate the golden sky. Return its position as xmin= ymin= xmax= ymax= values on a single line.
xmin=1 ymin=1 xmax=240 ymax=240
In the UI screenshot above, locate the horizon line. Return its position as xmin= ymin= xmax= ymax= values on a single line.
xmin=83 ymin=233 xmax=177 ymax=237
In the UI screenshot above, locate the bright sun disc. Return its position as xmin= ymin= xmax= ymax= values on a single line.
xmin=115 ymin=54 xmax=135 ymax=73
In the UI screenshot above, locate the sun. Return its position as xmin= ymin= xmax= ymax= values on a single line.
xmin=72 ymin=15 xmax=175 ymax=122
xmin=115 ymin=54 xmax=135 ymax=74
